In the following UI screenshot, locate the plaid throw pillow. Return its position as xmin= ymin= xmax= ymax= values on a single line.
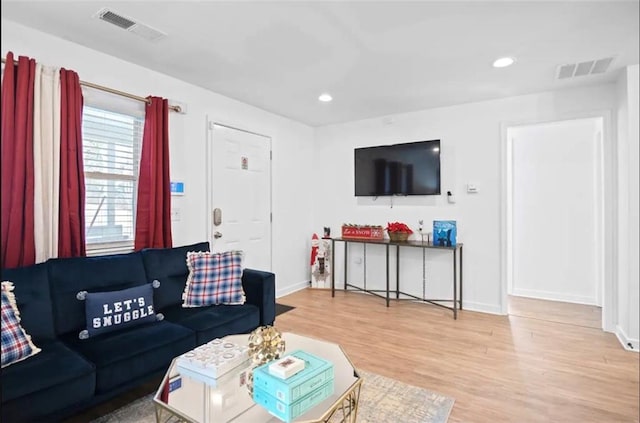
xmin=182 ymin=251 xmax=246 ymax=307
xmin=1 ymin=281 xmax=41 ymax=368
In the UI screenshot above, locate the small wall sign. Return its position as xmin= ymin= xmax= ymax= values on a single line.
xmin=241 ymin=157 xmax=248 ymax=170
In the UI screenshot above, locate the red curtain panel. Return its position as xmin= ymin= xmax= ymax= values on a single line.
xmin=1 ymin=52 xmax=36 ymax=268
xmin=134 ymin=96 xmax=172 ymax=250
xmin=58 ymin=68 xmax=86 ymax=258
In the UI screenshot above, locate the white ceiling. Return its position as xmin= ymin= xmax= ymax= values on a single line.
xmin=2 ymin=1 xmax=638 ymax=126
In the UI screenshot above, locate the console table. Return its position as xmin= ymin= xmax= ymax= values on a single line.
xmin=330 ymin=238 xmax=463 ymax=319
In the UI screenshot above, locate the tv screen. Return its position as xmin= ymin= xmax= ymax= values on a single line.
xmin=354 ymin=140 xmax=441 ymax=196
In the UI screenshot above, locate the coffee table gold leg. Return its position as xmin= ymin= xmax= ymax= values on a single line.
xmin=346 ymin=383 xmax=361 ymax=423
xmin=323 ymin=381 xmax=362 ymax=423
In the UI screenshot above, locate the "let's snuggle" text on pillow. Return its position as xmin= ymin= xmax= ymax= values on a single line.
xmin=77 ymin=282 xmax=163 ymax=339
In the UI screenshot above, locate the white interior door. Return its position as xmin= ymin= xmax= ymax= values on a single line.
xmin=208 ymin=122 xmax=272 ymax=271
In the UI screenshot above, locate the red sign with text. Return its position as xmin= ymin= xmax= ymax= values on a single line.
xmin=341 ymin=226 xmax=384 ymax=240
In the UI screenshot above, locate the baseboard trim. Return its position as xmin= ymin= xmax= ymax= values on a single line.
xmin=511 ymin=288 xmax=598 ymax=306
xmin=463 ymin=301 xmax=503 ymax=315
xmin=276 ymin=280 xmax=310 ymax=299
xmin=615 ymin=325 xmax=640 ymax=352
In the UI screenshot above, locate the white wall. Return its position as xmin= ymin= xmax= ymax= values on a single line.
xmin=510 ymin=119 xmax=601 ymax=305
xmin=1 ymin=19 xmax=315 ymax=296
xmin=314 ymin=85 xmax=616 ymax=314
xmin=627 ymin=65 xmax=639 ymax=348
xmin=616 ymin=65 xmax=639 ymax=350
xmin=3 ymin=19 xmax=637 ymax=335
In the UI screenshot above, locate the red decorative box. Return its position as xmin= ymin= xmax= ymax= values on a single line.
xmin=341 ymin=225 xmax=384 ymax=240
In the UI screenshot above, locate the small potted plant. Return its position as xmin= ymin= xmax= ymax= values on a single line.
xmin=385 ymin=222 xmax=413 ymax=242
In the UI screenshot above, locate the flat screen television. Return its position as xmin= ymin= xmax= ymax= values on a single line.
xmin=354 ymin=140 xmax=441 ymax=196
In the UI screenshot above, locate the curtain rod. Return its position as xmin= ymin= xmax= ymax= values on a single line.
xmin=1 ymin=57 xmax=182 ymax=113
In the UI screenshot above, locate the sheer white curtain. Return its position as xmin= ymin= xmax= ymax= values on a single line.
xmin=33 ymin=63 xmax=61 ymax=262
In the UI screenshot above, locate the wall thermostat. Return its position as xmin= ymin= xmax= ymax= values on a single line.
xmin=170 ymin=181 xmax=185 ymax=195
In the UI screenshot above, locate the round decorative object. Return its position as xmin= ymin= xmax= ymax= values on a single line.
xmin=246 ymin=326 xmax=285 ymax=396
xmin=247 ymin=368 xmax=256 ymax=397
xmin=389 ymin=232 xmax=410 ymax=242
xmin=248 ymin=325 xmax=285 ymax=365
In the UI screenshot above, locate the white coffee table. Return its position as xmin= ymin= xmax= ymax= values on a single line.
xmin=153 ymin=332 xmax=362 ymax=422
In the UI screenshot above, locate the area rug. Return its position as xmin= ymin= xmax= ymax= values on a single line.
xmin=90 ymin=370 xmax=454 ymax=423
xmin=275 ymin=303 xmax=295 ymax=316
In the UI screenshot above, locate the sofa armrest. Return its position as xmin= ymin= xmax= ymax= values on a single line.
xmin=242 ymin=269 xmax=276 ymax=326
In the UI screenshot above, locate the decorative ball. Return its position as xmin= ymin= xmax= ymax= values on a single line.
xmin=247 ymin=367 xmax=256 ymax=397
xmin=246 ymin=326 xmax=285 ymax=396
xmin=247 ymin=325 xmax=285 ymax=365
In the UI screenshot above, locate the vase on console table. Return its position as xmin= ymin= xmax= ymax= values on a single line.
xmin=385 ymin=221 xmax=413 ymax=242
xmin=388 ymin=232 xmax=410 ymax=242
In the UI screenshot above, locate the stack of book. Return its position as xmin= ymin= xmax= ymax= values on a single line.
xmin=175 ymin=338 xmax=250 ymax=386
xmin=253 ymin=350 xmax=334 ymax=422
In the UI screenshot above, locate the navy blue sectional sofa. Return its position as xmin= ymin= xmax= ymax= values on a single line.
xmin=1 ymin=242 xmax=276 ymax=422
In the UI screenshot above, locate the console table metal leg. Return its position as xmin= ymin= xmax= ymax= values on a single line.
xmin=331 ymin=239 xmax=336 ymax=297
xmin=396 ymin=245 xmax=400 ymax=299
xmin=386 ymin=244 xmax=390 ymax=307
xmin=363 ymin=244 xmax=367 ymax=292
xmin=453 ymin=249 xmax=458 ymax=319
xmin=459 ymin=245 xmax=463 ymax=310
xmin=344 ymin=242 xmax=348 ymax=292
xmin=422 ymin=247 xmax=426 ymax=302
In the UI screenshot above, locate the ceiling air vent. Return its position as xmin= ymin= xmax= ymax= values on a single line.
xmin=556 ymin=57 xmax=615 ymax=79
xmin=94 ymin=8 xmax=167 ymax=42
xmin=97 ymin=9 xmax=136 ymax=30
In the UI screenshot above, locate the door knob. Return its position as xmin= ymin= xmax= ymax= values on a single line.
xmin=214 ymin=231 xmax=223 ymax=239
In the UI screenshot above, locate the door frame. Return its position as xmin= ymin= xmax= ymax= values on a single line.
xmin=205 ymin=117 xmax=273 ymax=271
xmin=499 ymin=111 xmax=615 ymax=332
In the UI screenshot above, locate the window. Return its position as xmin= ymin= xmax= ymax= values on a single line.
xmin=82 ymin=101 xmax=144 ymax=255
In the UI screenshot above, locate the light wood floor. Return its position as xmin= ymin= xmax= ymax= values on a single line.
xmin=508 ymin=295 xmax=602 ymax=329
xmin=275 ymin=289 xmax=640 ymax=423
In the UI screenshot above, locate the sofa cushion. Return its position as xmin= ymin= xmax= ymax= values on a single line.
xmin=141 ymin=241 xmax=210 ymax=310
xmin=1 ymin=341 xmax=95 ymax=421
xmin=183 ymin=251 xmax=245 ymax=307
xmin=1 ymin=281 xmax=41 ymax=367
xmin=62 ymin=320 xmax=194 ymax=394
xmin=1 ymin=263 xmax=56 ymax=342
xmin=162 ymin=303 xmax=260 ymax=344
xmin=48 ymin=252 xmax=148 ymax=336
xmin=80 ymin=283 xmax=160 ymax=339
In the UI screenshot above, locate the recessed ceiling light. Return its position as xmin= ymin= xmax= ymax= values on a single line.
xmin=493 ymin=57 xmax=516 ymax=68
xmin=318 ymin=93 xmax=333 ymax=102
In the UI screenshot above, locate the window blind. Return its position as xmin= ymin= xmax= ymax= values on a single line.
xmin=82 ymin=106 xmax=144 ymax=253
